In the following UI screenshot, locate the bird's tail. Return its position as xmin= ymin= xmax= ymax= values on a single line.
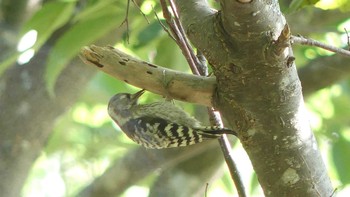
xmin=195 ymin=126 xmax=237 ymax=137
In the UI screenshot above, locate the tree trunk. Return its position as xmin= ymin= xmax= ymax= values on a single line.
xmin=176 ymin=0 xmax=333 ymax=196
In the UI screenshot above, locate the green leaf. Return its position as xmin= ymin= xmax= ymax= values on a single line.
xmin=20 ymin=1 xmax=75 ymax=50
xmin=1 ymin=1 xmax=75 ymax=77
xmin=221 ymin=172 xmax=235 ymax=193
xmin=285 ymin=0 xmax=320 ymax=14
xmin=153 ymin=37 xmax=188 ymax=71
xmin=0 ymin=53 xmax=20 ymax=76
xmin=250 ymin=172 xmax=260 ymax=195
xmin=134 ymin=19 xmax=166 ymax=48
xmin=332 ymin=134 xmax=350 ymax=184
xmin=72 ymin=0 xmax=124 ymax=22
xmin=45 ymin=9 xmax=121 ymax=96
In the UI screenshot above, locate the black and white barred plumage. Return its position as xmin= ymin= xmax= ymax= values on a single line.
xmin=107 ymin=89 xmax=237 ymax=149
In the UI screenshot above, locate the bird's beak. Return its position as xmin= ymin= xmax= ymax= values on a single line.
xmin=131 ymin=89 xmax=145 ymax=102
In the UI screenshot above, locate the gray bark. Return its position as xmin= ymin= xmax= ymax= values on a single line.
xmin=175 ymin=0 xmax=333 ymax=196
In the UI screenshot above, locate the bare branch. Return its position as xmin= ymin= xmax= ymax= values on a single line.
xmin=79 ymin=45 xmax=215 ymax=106
xmin=168 ymin=0 xmax=205 ymax=75
xmin=159 ymin=0 xmax=200 ymax=75
xmin=291 ymin=35 xmax=350 ymax=57
xmin=131 ymin=0 xmax=150 ymax=24
xmin=153 ymin=7 xmax=177 ymax=42
xmin=120 ymin=0 xmax=151 ymax=43
xmin=345 ymin=28 xmax=350 ymax=50
xmin=120 ymin=0 xmax=131 ymax=43
xmin=208 ymin=109 xmax=247 ymax=197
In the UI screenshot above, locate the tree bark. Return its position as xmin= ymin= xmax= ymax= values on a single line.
xmin=175 ymin=0 xmax=333 ymax=196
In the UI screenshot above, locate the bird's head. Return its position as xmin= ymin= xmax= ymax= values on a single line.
xmin=108 ymin=89 xmax=145 ymax=120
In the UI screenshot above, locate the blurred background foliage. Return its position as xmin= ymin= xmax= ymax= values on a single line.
xmin=1 ymin=0 xmax=350 ymax=196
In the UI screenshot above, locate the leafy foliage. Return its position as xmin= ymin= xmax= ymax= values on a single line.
xmin=45 ymin=3 xmax=123 ymax=95
xmin=0 ymin=1 xmax=75 ymax=75
xmin=333 ymin=134 xmax=350 ymax=184
xmin=286 ymin=0 xmax=320 ymax=13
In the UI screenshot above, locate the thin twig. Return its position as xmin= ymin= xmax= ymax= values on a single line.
xmin=291 ymin=35 xmax=350 ymax=57
xmin=160 ymin=1 xmax=247 ymax=196
xmin=205 ymin=183 xmax=209 ymax=197
xmin=168 ymin=0 xmax=204 ymax=74
xmin=345 ymin=28 xmax=350 ymax=50
xmin=159 ymin=0 xmax=180 ymax=41
xmin=152 ymin=6 xmax=177 ymax=42
xmin=196 ymin=50 xmax=208 ymax=76
xmin=208 ymin=109 xmax=247 ymax=197
xmin=120 ymin=0 xmax=131 ymax=43
xmin=120 ymin=0 xmax=151 ymax=43
xmin=131 ymin=0 xmax=150 ymax=24
xmin=330 ymin=187 xmax=338 ymax=197
xmin=159 ymin=0 xmax=200 ymax=75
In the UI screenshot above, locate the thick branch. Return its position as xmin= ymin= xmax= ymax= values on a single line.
xmin=80 ymin=45 xmax=216 ymax=106
xmin=219 ymin=0 xmax=285 ymax=41
xmin=175 ymin=0 xmax=214 ymax=28
xmin=78 ymin=141 xmax=220 ymax=197
xmin=176 ymin=0 xmax=228 ymax=69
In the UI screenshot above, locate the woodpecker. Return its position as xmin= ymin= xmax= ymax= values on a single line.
xmin=107 ymin=89 xmax=237 ymax=149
